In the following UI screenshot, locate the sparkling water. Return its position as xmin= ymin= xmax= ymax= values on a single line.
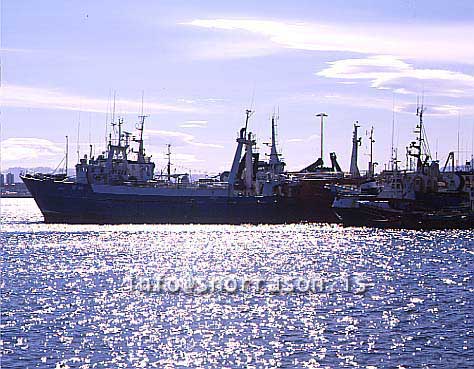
xmin=1 ymin=198 xmax=473 ymax=368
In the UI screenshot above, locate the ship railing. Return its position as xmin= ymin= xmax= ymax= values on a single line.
xmin=150 ymin=181 xmax=230 ymax=190
xmin=22 ymin=172 xmax=70 ymax=182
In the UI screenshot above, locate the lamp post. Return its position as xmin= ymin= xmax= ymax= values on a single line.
xmin=316 ymin=113 xmax=328 ymax=162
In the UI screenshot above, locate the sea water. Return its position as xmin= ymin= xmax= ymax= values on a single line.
xmin=1 ymin=198 xmax=473 ymax=368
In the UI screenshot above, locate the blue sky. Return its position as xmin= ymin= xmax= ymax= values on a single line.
xmin=1 ymin=0 xmax=474 ymax=174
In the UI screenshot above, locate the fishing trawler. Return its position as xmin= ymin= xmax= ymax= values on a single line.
xmin=332 ymin=105 xmax=474 ymax=229
xmin=21 ymin=110 xmax=345 ymax=224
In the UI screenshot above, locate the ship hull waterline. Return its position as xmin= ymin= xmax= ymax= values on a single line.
xmin=22 ymin=176 xmax=338 ymax=225
xmin=334 ymin=203 xmax=474 ymax=230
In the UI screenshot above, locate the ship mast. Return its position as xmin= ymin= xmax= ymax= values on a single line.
xmin=166 ymin=144 xmax=171 ymax=182
xmin=136 ymin=115 xmax=147 ymax=162
xmin=269 ymin=112 xmax=280 ymax=161
xmin=269 ymin=114 xmax=278 ymax=162
xmin=133 ymin=92 xmax=148 ymax=163
xmin=368 ymin=126 xmax=375 ymax=178
xmin=228 ymin=110 xmax=254 ymax=195
xmin=244 ymin=109 xmax=253 ymax=135
xmin=410 ymin=98 xmax=431 ymax=172
xmin=109 ymin=91 xmax=117 ymax=148
xmin=416 ymin=102 xmax=424 ymax=170
xmin=118 ymin=118 xmax=123 ymax=147
xmin=65 ymin=135 xmax=69 ymax=175
xmin=391 ymin=95 xmax=397 ymax=171
xmin=267 ymin=110 xmax=285 ymax=175
xmin=349 ymin=122 xmax=361 ymax=177
xmin=112 ymin=91 xmax=116 ymax=132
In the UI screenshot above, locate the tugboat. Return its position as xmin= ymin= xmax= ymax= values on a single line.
xmin=21 ymin=110 xmax=346 ymax=224
xmin=333 ymin=104 xmax=474 ymax=229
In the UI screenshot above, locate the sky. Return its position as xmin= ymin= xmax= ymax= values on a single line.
xmin=1 ymin=0 xmax=474 ymax=176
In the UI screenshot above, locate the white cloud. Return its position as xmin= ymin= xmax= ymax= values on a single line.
xmin=0 ymin=135 xmax=219 ymax=169
xmin=1 ymin=84 xmax=197 ymax=113
xmin=1 ymin=138 xmax=64 ymax=168
xmin=171 ymin=153 xmax=203 ymax=163
xmin=179 ymin=120 xmax=208 ymax=128
xmin=177 ymin=98 xmax=227 ymax=104
xmin=289 ymin=91 xmax=474 ymax=117
xmin=184 ymin=19 xmax=474 ymax=63
xmin=286 ymin=134 xmax=319 ymax=144
xmin=289 ymin=91 xmax=402 ymax=112
xmin=185 ymin=39 xmax=281 ymax=60
xmin=149 ymin=150 xmax=204 ymax=165
xmin=146 ymin=129 xmax=223 ymax=148
xmin=317 ymin=55 xmax=474 ymax=98
xmin=396 ymin=103 xmax=474 ymax=116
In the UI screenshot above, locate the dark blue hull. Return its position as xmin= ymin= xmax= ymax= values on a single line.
xmin=334 ymin=202 xmax=474 ymax=230
xmin=22 ymin=176 xmax=338 ymax=224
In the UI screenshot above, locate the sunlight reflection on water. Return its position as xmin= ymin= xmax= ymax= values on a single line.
xmin=1 ymin=199 xmax=473 ymax=368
